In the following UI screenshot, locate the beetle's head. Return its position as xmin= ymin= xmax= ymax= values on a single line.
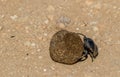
xmin=83 ymin=37 xmax=98 ymax=59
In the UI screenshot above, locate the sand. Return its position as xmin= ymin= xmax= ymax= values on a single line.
xmin=0 ymin=0 xmax=120 ymax=77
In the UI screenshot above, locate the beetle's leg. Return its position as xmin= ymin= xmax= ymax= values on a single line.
xmin=79 ymin=50 xmax=88 ymax=61
xmin=83 ymin=50 xmax=88 ymax=57
xmin=88 ymin=51 xmax=94 ymax=62
xmin=89 ymin=44 xmax=98 ymax=59
xmin=93 ymin=44 xmax=98 ymax=58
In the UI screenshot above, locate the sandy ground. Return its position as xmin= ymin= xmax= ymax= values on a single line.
xmin=0 ymin=0 xmax=120 ymax=77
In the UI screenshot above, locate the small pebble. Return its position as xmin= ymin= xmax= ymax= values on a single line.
xmin=0 ymin=26 xmax=3 ymax=31
xmin=58 ymin=16 xmax=71 ymax=25
xmin=10 ymin=15 xmax=18 ymax=20
xmin=42 ymin=25 xmax=47 ymax=29
xmin=24 ymin=41 xmax=36 ymax=47
xmin=76 ymin=28 xmax=80 ymax=30
xmin=117 ymin=40 xmax=120 ymax=44
xmin=50 ymin=66 xmax=55 ymax=70
xmin=37 ymin=49 xmax=41 ymax=52
xmin=24 ymin=57 xmax=29 ymax=60
xmin=90 ymin=21 xmax=98 ymax=25
xmin=31 ymin=51 xmax=35 ymax=54
xmin=44 ymin=33 xmax=48 ymax=36
xmin=22 ymin=75 xmax=25 ymax=77
xmin=1 ymin=0 xmax=7 ymax=2
xmin=39 ymin=36 xmax=46 ymax=41
xmin=59 ymin=23 xmax=65 ymax=28
xmin=43 ymin=69 xmax=47 ymax=72
xmin=93 ymin=26 xmax=99 ymax=32
xmin=38 ymin=56 xmax=43 ymax=59
xmin=31 ymin=43 xmax=36 ymax=47
xmin=44 ymin=19 xmax=49 ymax=24
xmin=118 ymin=71 xmax=120 ymax=72
xmin=38 ymin=36 xmax=43 ymax=40
xmin=113 ymin=6 xmax=117 ymax=9
xmin=0 ymin=15 xmax=5 ymax=18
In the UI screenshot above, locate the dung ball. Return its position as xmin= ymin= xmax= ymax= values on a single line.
xmin=49 ymin=30 xmax=84 ymax=64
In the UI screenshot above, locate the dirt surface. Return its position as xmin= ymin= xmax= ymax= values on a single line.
xmin=0 ymin=0 xmax=120 ymax=77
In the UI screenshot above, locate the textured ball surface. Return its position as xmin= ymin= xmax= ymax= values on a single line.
xmin=49 ymin=30 xmax=84 ymax=64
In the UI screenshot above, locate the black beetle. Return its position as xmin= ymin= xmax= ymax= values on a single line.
xmin=78 ymin=33 xmax=98 ymax=62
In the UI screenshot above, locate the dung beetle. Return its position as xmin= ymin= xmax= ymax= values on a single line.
xmin=78 ymin=33 xmax=98 ymax=62
xmin=49 ymin=30 xmax=98 ymax=65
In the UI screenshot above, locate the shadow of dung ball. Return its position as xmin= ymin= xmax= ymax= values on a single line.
xmin=49 ymin=30 xmax=84 ymax=64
